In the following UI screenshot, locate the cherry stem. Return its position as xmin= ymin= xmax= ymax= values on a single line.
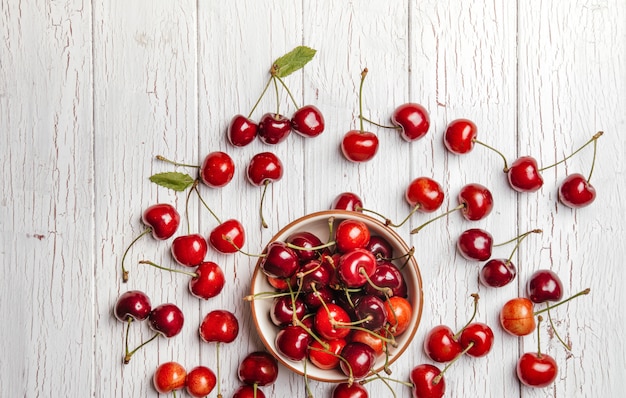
xmin=361 ymin=268 xmax=393 ymax=298
xmin=587 ymin=133 xmax=600 ymax=182
xmin=120 ymin=228 xmax=152 ymax=283
xmin=225 ymin=236 xmax=263 ymax=257
xmin=359 ymin=115 xmax=400 ymax=130
xmin=139 ymin=260 xmax=197 ymax=278
xmin=243 ymin=291 xmax=291 ymax=301
xmin=533 ymin=288 xmax=591 ymax=316
xmin=259 ymin=180 xmax=271 ymax=229
xmin=358 ymin=68 xmax=368 ymax=132
xmin=286 ymin=240 xmax=336 ymax=253
xmin=373 ymin=372 xmax=397 ymax=398
xmin=361 ymin=374 xmax=413 ymax=388
xmin=357 ymin=204 xmax=421 ymax=228
xmin=546 ymin=304 xmax=572 ymax=351
xmin=216 ymin=342 xmax=222 ymax=398
xmin=433 ymin=341 xmax=475 ymax=385
xmin=155 ymin=155 xmax=200 ymax=169
xmin=536 ymin=315 xmax=544 ymax=357
xmin=124 ymin=332 xmax=159 ymax=364
xmin=247 ymin=76 xmax=273 ymax=118
xmin=410 ymin=203 xmax=465 ymax=234
xmin=194 ymin=185 xmax=222 ymax=224
xmin=291 ymin=284 xmax=329 ymax=349
xmin=503 ymin=229 xmax=542 ymax=264
xmin=272 ymin=76 xmax=281 ymax=116
xmin=493 ymin=228 xmax=542 ymax=248
xmin=454 ymin=293 xmax=480 ymax=339
xmin=538 ymin=131 xmax=604 ymax=172
xmin=184 ymin=179 xmax=199 ymax=234
xmin=303 ymin=359 xmax=314 ymax=398
xmin=472 ymin=139 xmax=509 ymax=172
xmin=123 ymin=318 xmax=132 ymax=363
xmin=275 ymin=74 xmax=300 ymax=110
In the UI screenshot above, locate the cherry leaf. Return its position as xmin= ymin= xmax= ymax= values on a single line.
xmin=272 ymin=46 xmax=317 ymax=78
xmin=149 ymin=172 xmax=195 ymax=191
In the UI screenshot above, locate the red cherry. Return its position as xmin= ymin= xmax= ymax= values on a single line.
xmin=423 ymin=325 xmax=462 ymax=363
xmin=153 ymin=361 xmax=187 ymax=394
xmin=507 ymin=156 xmax=544 ymax=192
xmin=335 ymin=219 xmax=371 ymax=252
xmin=364 ymin=260 xmax=407 ymax=298
xmin=341 ymin=130 xmax=379 ymax=162
xmin=149 ymin=303 xmax=184 ymax=338
xmin=339 ymin=342 xmax=376 ymax=380
xmin=353 ymin=294 xmax=389 ymax=331
xmin=410 ymin=364 xmax=445 ymax=398
xmin=331 ymin=192 xmax=364 ymax=212
xmin=558 ymin=173 xmax=596 ymax=208
xmin=405 ymin=177 xmax=445 ymax=213
xmin=227 ymin=114 xmax=258 ymax=147
xmin=516 ymin=352 xmax=558 ymax=388
xmin=291 ymin=104 xmax=325 ymax=137
xmin=391 ymin=102 xmax=430 ymax=142
xmin=457 ymin=228 xmax=493 ymax=261
xmin=114 ymin=290 xmax=152 ymax=322
xmin=479 ymin=259 xmax=516 ymax=287
xmin=247 ymin=152 xmax=284 ymax=186
xmin=186 ymin=365 xmax=216 ymax=398
xmin=258 ymin=113 xmax=292 ymax=144
xmin=384 ymin=296 xmax=413 ymax=336
xmin=286 ymin=231 xmax=325 ymax=262
xmin=209 ymin=219 xmax=245 ymax=254
xmin=309 ymin=338 xmax=346 ymax=370
xmin=270 ymin=295 xmax=306 ymax=327
xmin=332 ymin=381 xmax=369 ymax=398
xmin=260 ymin=241 xmax=299 ymax=279
xmin=232 ymin=385 xmax=266 ymax=398
xmin=142 ymin=203 xmax=181 ymax=240
xmin=337 ymin=248 xmax=377 ymax=288
xmin=200 ymin=151 xmax=235 ymax=188
xmin=458 ymin=183 xmax=494 ymax=221
xmin=365 ymin=236 xmax=393 ymax=261
xmin=349 ymin=329 xmax=385 ymax=357
xmin=314 ymin=303 xmax=352 ymax=340
xmin=171 ymin=233 xmax=208 ymax=267
xmin=189 ymin=261 xmax=225 ymax=300
xmin=458 ymin=322 xmax=494 ymax=357
xmin=237 ymin=351 xmax=279 ymax=387
xmin=199 ymin=309 xmax=239 ymax=343
xmin=526 ymin=269 xmax=563 ymax=303
xmin=275 ymin=324 xmax=312 ymax=361
xmin=499 ymin=297 xmax=536 ymax=336
xmin=443 ymin=118 xmax=477 ymax=154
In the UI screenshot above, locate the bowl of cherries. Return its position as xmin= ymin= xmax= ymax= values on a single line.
xmin=248 ymin=210 xmax=423 ymax=383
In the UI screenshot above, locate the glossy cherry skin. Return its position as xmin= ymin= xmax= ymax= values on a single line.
xmin=384 ymin=296 xmax=413 ymax=336
xmin=153 ymin=361 xmax=187 ymax=394
xmin=114 ymin=290 xmax=152 ymax=322
xmin=270 ymin=295 xmax=306 ymax=327
xmin=171 ymin=233 xmax=208 ymax=267
xmin=354 ymin=294 xmax=388 ymax=331
xmin=237 ymin=351 xmax=279 ymax=387
xmin=275 ymin=324 xmax=312 ymax=361
xmin=410 ymin=364 xmax=445 ymax=398
xmin=258 ymin=113 xmax=292 ymax=145
xmin=286 ymin=231 xmax=324 ymax=262
xmin=458 ymin=183 xmax=494 ymax=221
xmin=443 ymin=118 xmax=477 ymax=155
xmin=391 ymin=102 xmax=430 ymax=142
xmin=232 ymin=385 xmax=266 ymax=398
xmin=337 ymin=248 xmax=377 ymax=288
xmin=291 ymin=104 xmax=325 ymax=137
xmin=507 ymin=156 xmax=544 ymax=192
xmin=516 ymin=352 xmax=558 ymax=388
xmin=309 ymin=338 xmax=347 ymax=370
xmin=303 ymin=285 xmax=335 ymax=309
xmin=526 ymin=269 xmax=563 ymax=303
xmin=339 ymin=342 xmax=376 ymax=380
xmin=199 ymin=309 xmax=239 ymax=343
xmin=228 ymin=114 xmax=258 ymax=147
xmin=341 ymin=130 xmax=379 ymax=162
xmin=142 ymin=203 xmax=181 ymax=240
xmin=209 ymin=219 xmax=245 ymax=254
xmin=295 ymin=260 xmax=332 ymax=293
xmin=350 ymin=329 xmax=385 ymax=357
xmin=364 ymin=260 xmax=407 ymax=298
xmin=189 ymin=261 xmax=225 ymax=300
xmin=332 ymin=381 xmax=369 ymax=398
xmin=186 ymin=365 xmax=216 ymax=398
xmin=500 ymin=297 xmax=536 ymax=336
xmin=200 ymin=151 xmax=235 ymax=188
xmin=335 ymin=219 xmax=371 ymax=253
xmin=457 ymin=228 xmax=493 ymax=261
xmin=479 ymin=259 xmax=517 ymax=287
xmin=558 ymin=173 xmax=596 ymax=208
xmin=423 ymin=325 xmax=462 ymax=363
xmin=365 ymin=235 xmax=393 ymax=261
xmin=331 ymin=192 xmax=364 ymax=211
xmin=149 ymin=303 xmax=184 ymax=338
xmin=247 ymin=151 xmax=284 ymax=186
xmin=459 ymin=322 xmax=494 ymax=357
xmin=260 ymin=241 xmax=299 ymax=279
xmin=314 ymin=303 xmax=352 ymax=340
xmin=405 ymin=177 xmax=445 ymax=213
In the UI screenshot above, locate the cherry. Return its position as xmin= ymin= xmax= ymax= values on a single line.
xmin=507 ymin=156 xmax=544 ymax=192
xmin=171 ymin=233 xmax=208 ymax=267
xmin=458 ymin=322 xmax=494 ymax=357
xmin=526 ymin=269 xmax=563 ymax=303
xmin=291 ymin=104 xmax=325 ymax=137
xmin=332 ymin=381 xmax=369 ymax=398
xmin=258 ymin=113 xmax=292 ymax=144
xmin=499 ymin=297 xmax=536 ymax=336
xmin=391 ymin=102 xmax=430 ymax=142
xmin=443 ymin=118 xmax=477 ymax=154
xmin=479 ymin=258 xmax=516 ymax=287
xmin=149 ymin=303 xmax=185 ymax=338
xmin=309 ymin=338 xmax=347 ymax=370
xmin=199 ymin=309 xmax=239 ymax=344
xmin=335 ymin=219 xmax=371 ymax=253
xmin=186 ymin=365 xmax=216 ymax=398
xmin=337 ymin=248 xmax=377 ymax=288
xmin=114 ymin=290 xmax=152 ymax=322
xmin=332 ymin=192 xmax=364 ymax=212
xmin=270 ymin=295 xmax=306 ymax=327
xmin=238 ymin=351 xmax=279 ymax=387
xmin=350 ymin=329 xmax=385 ymax=357
xmin=559 ymin=173 xmax=596 ymax=208
xmin=232 ymin=385 xmax=266 ymax=398
xmin=303 ymin=285 xmax=334 ymax=309
xmin=517 ymin=352 xmax=558 ymax=388
xmin=295 ymin=259 xmax=332 ymax=293
xmin=227 ymin=114 xmax=258 ymax=147
xmin=121 ymin=203 xmax=180 ymax=282
xmin=456 ymin=228 xmax=493 ymax=261
xmin=354 ymin=294 xmax=389 ymax=331
xmin=339 ymin=341 xmax=376 ymax=380
xmin=209 ymin=218 xmax=245 ymax=254
xmin=247 ymin=151 xmax=284 ymax=228
xmin=260 ymin=241 xmax=299 ymax=279
xmin=364 ymin=260 xmax=407 ymax=298
xmin=405 ymin=177 xmax=445 ymax=213
xmin=275 ymin=324 xmax=312 ymax=361
xmin=286 ymin=231 xmax=324 ymax=262
xmin=341 ymin=69 xmax=379 ymax=162
xmin=153 ymin=361 xmax=187 ymax=395
xmin=423 ymin=325 xmax=462 ymax=363
xmin=365 ymin=236 xmax=393 ymax=261
xmin=410 ymin=364 xmax=445 ymax=398
xmin=199 ymin=151 xmax=235 ymax=188
xmin=314 ymin=303 xmax=352 ymax=340
xmin=189 ymin=261 xmax=225 ymax=300
xmin=383 ymin=296 xmax=413 ymax=336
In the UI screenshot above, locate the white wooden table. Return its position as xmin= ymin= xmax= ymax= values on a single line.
xmin=2 ymin=1 xmax=625 ymax=397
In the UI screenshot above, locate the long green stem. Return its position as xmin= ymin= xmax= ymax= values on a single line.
xmin=121 ymin=228 xmax=152 ymax=283
xmin=124 ymin=333 xmax=159 ymax=364
xmin=546 ymin=304 xmax=571 ymax=351
xmin=248 ymin=77 xmax=273 ymax=118
xmin=259 ymin=180 xmax=270 ymax=229
xmin=139 ymin=260 xmax=197 ymax=278
xmin=504 ymin=229 xmax=542 ymax=264
xmin=587 ymin=135 xmax=600 ymax=182
xmin=538 ymin=131 xmax=604 ymax=172
xmin=155 ymin=155 xmax=199 ymax=169
xmin=358 ymin=68 xmax=368 ymax=132
xmin=272 ymin=76 xmax=281 ymax=115
xmin=433 ymin=341 xmax=474 ymax=384
xmin=359 ymin=115 xmax=399 ymax=130
xmin=473 ymin=139 xmax=510 ymax=172
xmin=411 ymin=204 xmax=464 ymax=234
xmin=275 ymin=75 xmax=300 ymax=110
xmin=453 ymin=294 xmax=480 ymax=338
xmin=533 ymin=288 xmax=590 ymax=316
xmin=194 ymin=185 xmax=221 ymax=224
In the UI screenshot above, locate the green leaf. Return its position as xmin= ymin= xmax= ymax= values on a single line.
xmin=149 ymin=172 xmax=195 ymax=192
xmin=272 ymin=46 xmax=317 ymax=78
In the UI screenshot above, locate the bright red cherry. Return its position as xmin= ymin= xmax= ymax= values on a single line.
xmin=270 ymin=295 xmax=306 ymax=327
xmin=142 ymin=203 xmax=181 ymax=240
xmin=247 ymin=152 xmax=284 ymax=185
xmin=507 ymin=156 xmax=544 ymax=192
xmin=275 ymin=324 xmax=312 ymax=361
xmin=291 ymin=104 xmax=325 ymax=137
xmin=309 ymin=338 xmax=346 ymax=370
xmin=114 ymin=290 xmax=152 ymax=322
xmin=227 ymin=114 xmax=258 ymax=147
xmin=314 ymin=303 xmax=352 ymax=340
xmin=526 ymin=269 xmax=563 ymax=303
xmin=237 ymin=351 xmax=279 ymax=387
xmin=209 ymin=218 xmax=245 ymax=254
xmin=405 ymin=177 xmax=445 ymax=213
xmin=459 ymin=322 xmax=494 ymax=357
xmin=149 ymin=303 xmax=185 ymax=338
xmin=171 ymin=233 xmax=208 ymax=267
xmin=332 ymin=381 xmax=369 ymax=398
xmin=258 ymin=113 xmax=292 ymax=144
xmin=410 ymin=364 xmax=445 ymax=398
xmin=200 ymin=151 xmax=235 ymax=188
xmin=260 ymin=241 xmax=299 ymax=279
xmin=479 ymin=259 xmax=516 ymax=287
xmin=153 ymin=361 xmax=187 ymax=394
xmin=516 ymin=352 xmax=558 ymax=388
xmin=339 ymin=342 xmax=376 ymax=380
xmin=186 ymin=365 xmax=216 ymax=398
xmin=232 ymin=385 xmax=266 ymax=398
xmin=391 ymin=103 xmax=430 ymax=142
xmin=443 ymin=118 xmax=477 ymax=154
xmin=499 ymin=298 xmax=536 ymax=336
xmin=331 ymin=192 xmax=364 ymax=212
xmin=558 ymin=173 xmax=596 ymax=208
xmin=335 ymin=219 xmax=371 ymax=252
xmin=457 ymin=228 xmax=493 ymax=261
xmin=189 ymin=261 xmax=225 ymax=300
xmin=458 ymin=183 xmax=494 ymax=221
xmin=423 ymin=325 xmax=462 ymax=363
xmin=337 ymin=248 xmax=377 ymax=288
xmin=341 ymin=130 xmax=379 ymax=162
xmin=199 ymin=309 xmax=239 ymax=343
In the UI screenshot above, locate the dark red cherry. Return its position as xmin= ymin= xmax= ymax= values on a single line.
xmin=456 ymin=228 xmax=493 ymax=261
xmin=332 ymin=381 xmax=369 ymax=398
xmin=246 ymin=152 xmax=284 ymax=186
xmin=391 ymin=102 xmax=430 ymax=142
xmin=558 ymin=173 xmax=596 ymax=208
xmin=142 ymin=203 xmax=181 ymax=240
xmin=258 ymin=113 xmax=291 ymax=145
xmin=341 ymin=130 xmax=379 ymax=162
xmin=405 ymin=177 xmax=445 ymax=213
xmin=364 ymin=260 xmax=407 ymax=298
xmin=479 ymin=259 xmax=516 ymax=287
xmin=286 ymin=231 xmax=325 ymax=262
xmin=291 ymin=104 xmax=325 ymax=137
xmin=331 ymin=192 xmax=364 ymax=212
xmin=270 ymin=295 xmax=306 ymax=327
xmin=303 ymin=285 xmax=334 ymax=309
xmin=295 ymin=260 xmax=332 ymax=293
xmin=365 ymin=235 xmax=393 ymax=261
xmin=339 ymin=342 xmax=376 ymax=380
xmin=149 ymin=303 xmax=184 ymax=338
xmin=444 ymin=118 xmax=477 ymax=154
xmin=200 ymin=151 xmax=235 ymax=188
xmin=458 ymin=183 xmax=494 ymax=221
xmin=275 ymin=325 xmax=312 ymax=361
xmin=232 ymin=385 xmax=266 ymax=398
xmin=227 ymin=114 xmax=258 ymax=147
xmin=114 ymin=290 xmax=152 ymax=322
xmin=507 ymin=156 xmax=544 ymax=192
xmin=354 ymin=295 xmax=388 ymax=331
xmin=237 ymin=351 xmax=279 ymax=387
xmin=526 ymin=269 xmax=563 ymax=303
xmin=260 ymin=241 xmax=299 ymax=279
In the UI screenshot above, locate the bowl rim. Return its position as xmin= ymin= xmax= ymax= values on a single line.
xmin=249 ymin=209 xmax=424 ymax=383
